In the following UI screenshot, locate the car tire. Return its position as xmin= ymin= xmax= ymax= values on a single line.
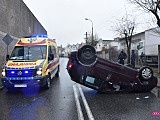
xmin=139 ymin=66 xmax=153 ymax=82
xmin=45 ymin=76 xmax=51 ymax=89
xmin=77 ymin=45 xmax=97 ymax=66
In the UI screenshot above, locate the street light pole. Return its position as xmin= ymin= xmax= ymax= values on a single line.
xmin=85 ymin=18 xmax=94 ymax=45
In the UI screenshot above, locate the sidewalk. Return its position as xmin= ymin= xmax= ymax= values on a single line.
xmin=152 ymin=67 xmax=160 ymax=87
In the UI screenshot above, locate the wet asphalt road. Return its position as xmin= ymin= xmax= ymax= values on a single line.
xmin=0 ymin=58 xmax=77 ymax=120
xmin=81 ymin=86 xmax=160 ymax=120
xmin=0 ymin=58 xmax=160 ymax=120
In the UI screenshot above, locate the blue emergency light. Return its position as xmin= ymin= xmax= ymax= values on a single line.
xmin=23 ymin=35 xmax=48 ymax=38
xmin=11 ymin=71 xmax=15 ymax=74
xmin=25 ymin=71 xmax=29 ymax=74
xmin=8 ymin=70 xmax=32 ymax=77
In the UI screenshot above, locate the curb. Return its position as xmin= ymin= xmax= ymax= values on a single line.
xmin=154 ymin=73 xmax=160 ymax=87
xmin=157 ymin=78 xmax=160 ymax=87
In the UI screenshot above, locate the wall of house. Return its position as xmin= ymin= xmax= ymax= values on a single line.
xmin=0 ymin=0 xmax=47 ymax=37
xmin=118 ymin=32 xmax=145 ymax=54
xmin=0 ymin=0 xmax=47 ymax=68
xmin=96 ymin=40 xmax=103 ymax=51
xmin=131 ymin=32 xmax=145 ymax=50
xmin=145 ymin=29 xmax=160 ymax=55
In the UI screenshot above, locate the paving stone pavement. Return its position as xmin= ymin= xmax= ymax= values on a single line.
xmin=152 ymin=68 xmax=160 ymax=87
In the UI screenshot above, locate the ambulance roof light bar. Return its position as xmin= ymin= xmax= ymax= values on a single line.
xmin=23 ymin=35 xmax=48 ymax=38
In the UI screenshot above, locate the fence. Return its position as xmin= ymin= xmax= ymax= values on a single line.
xmin=96 ymin=48 xmax=119 ymax=62
xmin=96 ymin=48 xmax=140 ymax=66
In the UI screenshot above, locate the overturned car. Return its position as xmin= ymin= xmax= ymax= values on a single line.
xmin=67 ymin=45 xmax=158 ymax=93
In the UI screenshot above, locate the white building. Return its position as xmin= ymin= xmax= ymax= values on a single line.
xmin=117 ymin=27 xmax=160 ymax=64
xmin=96 ymin=39 xmax=114 ymax=51
xmin=117 ymin=31 xmax=144 ymax=52
xmin=109 ymin=39 xmax=119 ymax=50
xmin=117 ymin=27 xmax=160 ymax=54
xmin=95 ymin=39 xmax=119 ymax=61
xmin=64 ymin=43 xmax=85 ymax=57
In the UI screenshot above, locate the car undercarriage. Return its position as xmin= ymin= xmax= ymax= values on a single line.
xmin=67 ymin=45 xmax=157 ymax=93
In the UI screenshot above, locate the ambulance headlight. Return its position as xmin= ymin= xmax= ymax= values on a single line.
xmin=2 ymin=69 xmax=6 ymax=77
xmin=37 ymin=67 xmax=42 ymax=75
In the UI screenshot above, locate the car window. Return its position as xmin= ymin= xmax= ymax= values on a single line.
xmin=10 ymin=45 xmax=47 ymax=60
xmin=51 ymin=46 xmax=57 ymax=58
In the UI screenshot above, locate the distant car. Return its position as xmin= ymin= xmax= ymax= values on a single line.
xmin=67 ymin=45 xmax=157 ymax=93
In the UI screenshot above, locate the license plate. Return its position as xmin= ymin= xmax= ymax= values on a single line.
xmin=14 ymin=84 xmax=27 ymax=88
xmin=86 ymin=76 xmax=95 ymax=84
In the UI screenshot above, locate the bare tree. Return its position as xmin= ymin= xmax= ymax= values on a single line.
xmin=129 ymin=0 xmax=160 ymax=27
xmin=86 ymin=33 xmax=100 ymax=46
xmin=129 ymin=0 xmax=160 ymax=72
xmin=114 ymin=14 xmax=136 ymax=64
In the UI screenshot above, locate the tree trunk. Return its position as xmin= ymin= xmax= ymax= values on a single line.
xmin=151 ymin=10 xmax=160 ymax=27
xmin=124 ymin=35 xmax=131 ymax=64
xmin=157 ymin=19 xmax=160 ymax=27
xmin=127 ymin=47 xmax=130 ymax=64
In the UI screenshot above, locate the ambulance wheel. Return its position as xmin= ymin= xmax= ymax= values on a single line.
xmin=55 ymin=66 xmax=59 ymax=77
xmin=45 ymin=76 xmax=51 ymax=89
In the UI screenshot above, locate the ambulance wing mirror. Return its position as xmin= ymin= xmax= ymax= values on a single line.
xmin=137 ymin=45 xmax=140 ymax=50
xmin=6 ymin=55 xmax=10 ymax=61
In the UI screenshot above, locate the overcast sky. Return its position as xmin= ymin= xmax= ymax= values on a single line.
xmin=23 ymin=0 xmax=154 ymax=47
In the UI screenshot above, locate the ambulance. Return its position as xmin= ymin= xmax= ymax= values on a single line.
xmin=1 ymin=36 xmax=60 ymax=91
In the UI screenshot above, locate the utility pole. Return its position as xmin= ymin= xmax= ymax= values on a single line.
xmin=158 ymin=45 xmax=160 ymax=73
xmin=84 ymin=32 xmax=90 ymax=45
xmin=85 ymin=18 xmax=94 ymax=46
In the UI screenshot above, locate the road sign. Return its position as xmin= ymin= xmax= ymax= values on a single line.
xmin=2 ymin=34 xmax=14 ymax=57
xmin=2 ymin=34 xmax=13 ymax=45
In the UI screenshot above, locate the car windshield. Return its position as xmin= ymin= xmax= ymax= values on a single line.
xmin=10 ymin=45 xmax=47 ymax=60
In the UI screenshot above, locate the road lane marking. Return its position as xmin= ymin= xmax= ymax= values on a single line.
xmin=73 ymin=85 xmax=84 ymax=120
xmin=78 ymin=84 xmax=95 ymax=120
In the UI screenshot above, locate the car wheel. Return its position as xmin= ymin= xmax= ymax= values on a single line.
xmin=77 ymin=45 xmax=97 ymax=66
xmin=139 ymin=66 xmax=153 ymax=81
xmin=45 ymin=76 xmax=51 ymax=89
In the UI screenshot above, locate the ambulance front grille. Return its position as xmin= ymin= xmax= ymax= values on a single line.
xmin=6 ymin=69 xmax=36 ymax=77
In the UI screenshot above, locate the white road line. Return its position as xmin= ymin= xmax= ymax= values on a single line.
xmin=78 ymin=84 xmax=95 ymax=120
xmin=73 ymin=85 xmax=84 ymax=120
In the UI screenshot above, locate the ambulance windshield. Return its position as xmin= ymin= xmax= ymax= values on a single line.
xmin=10 ymin=45 xmax=47 ymax=60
